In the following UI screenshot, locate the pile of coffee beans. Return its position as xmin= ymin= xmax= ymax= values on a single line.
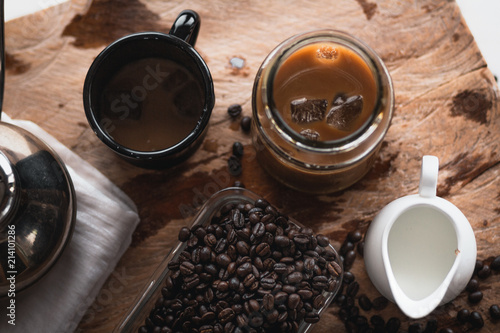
xmin=139 ymin=197 xmax=343 ymax=333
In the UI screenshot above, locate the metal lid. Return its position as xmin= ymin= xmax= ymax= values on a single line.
xmin=0 ymin=122 xmax=76 ymax=296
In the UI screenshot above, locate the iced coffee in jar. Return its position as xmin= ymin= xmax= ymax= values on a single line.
xmin=252 ymin=30 xmax=394 ymax=194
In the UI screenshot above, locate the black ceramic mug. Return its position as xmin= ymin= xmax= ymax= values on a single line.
xmin=83 ymin=10 xmax=215 ymax=168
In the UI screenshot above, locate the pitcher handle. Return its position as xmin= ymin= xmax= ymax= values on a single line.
xmin=419 ymin=155 xmax=439 ymax=198
xmin=169 ymin=9 xmax=200 ymax=46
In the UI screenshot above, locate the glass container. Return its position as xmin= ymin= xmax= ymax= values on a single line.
xmin=252 ymin=30 xmax=394 ymax=194
xmin=115 ymin=187 xmax=343 ymax=333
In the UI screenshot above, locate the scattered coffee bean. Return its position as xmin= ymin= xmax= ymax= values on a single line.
xmin=240 ymin=116 xmax=252 ymax=132
xmin=347 ymin=230 xmax=362 ymax=243
xmin=457 ymin=308 xmax=470 ymax=323
xmin=490 ymin=304 xmax=500 ymax=320
xmin=476 ymin=264 xmax=491 ymax=279
xmin=372 ymin=296 xmax=388 ymax=311
xmin=358 ymin=294 xmax=372 ymax=311
xmin=232 ymin=142 xmax=244 ymax=157
xmin=491 ymin=255 xmax=500 ymax=271
xmin=227 ymin=104 xmax=242 ymax=118
xmin=465 ymin=278 xmax=479 ymax=292
xmin=468 ymin=291 xmax=483 ymax=304
xmin=469 ymin=311 xmax=484 ymax=328
xmin=386 ymin=317 xmax=401 ymax=333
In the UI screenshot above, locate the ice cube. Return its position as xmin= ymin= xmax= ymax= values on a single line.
xmin=290 ymin=98 xmax=327 ymax=123
xmin=300 ymin=129 xmax=320 ymax=141
xmin=326 ymin=95 xmax=363 ymax=131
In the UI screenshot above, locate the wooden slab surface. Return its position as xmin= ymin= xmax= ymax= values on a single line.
xmin=4 ymin=0 xmax=500 ymax=332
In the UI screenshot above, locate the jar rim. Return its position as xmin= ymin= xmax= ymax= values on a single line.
xmin=261 ymin=29 xmax=389 ymax=152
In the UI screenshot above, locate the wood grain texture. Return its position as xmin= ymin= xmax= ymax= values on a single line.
xmin=3 ymin=0 xmax=499 ymax=332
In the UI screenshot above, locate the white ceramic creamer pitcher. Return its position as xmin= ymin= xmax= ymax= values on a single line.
xmin=364 ymin=155 xmax=476 ymax=319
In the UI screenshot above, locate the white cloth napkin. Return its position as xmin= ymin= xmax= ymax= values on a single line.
xmin=0 ymin=115 xmax=140 ymax=333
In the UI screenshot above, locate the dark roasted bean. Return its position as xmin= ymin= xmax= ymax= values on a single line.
xmin=218 ymin=308 xmax=235 ymax=325
xmin=232 ymin=142 xmax=244 ymax=157
xmin=477 ymin=264 xmax=491 ymax=279
xmin=347 ymin=230 xmax=363 ymax=243
xmin=490 ymin=304 xmax=500 ymax=320
xmin=287 ymin=271 xmax=303 ymax=284
xmin=468 ymin=291 xmax=483 ymax=304
xmin=255 ymin=243 xmax=271 ymax=257
xmin=178 ymin=227 xmax=191 ymax=242
xmin=386 ymin=317 xmax=401 ymax=333
xmin=457 ymin=308 xmax=470 ymax=323
xmin=358 ymin=294 xmax=372 ymax=311
xmin=262 ymin=293 xmax=274 ymax=311
xmin=469 ymin=311 xmax=484 ymax=328
xmin=216 ymin=254 xmax=231 ymax=268
xmin=274 ymin=235 xmax=290 ymax=247
xmin=466 ymin=278 xmax=479 ymax=292
xmin=288 ymin=293 xmax=300 ymax=309
xmin=227 ymin=104 xmax=242 ymax=118
xmin=240 ymin=116 xmax=251 ymax=132
xmin=492 ymin=255 xmax=500 ymax=271
xmin=372 ymin=296 xmax=389 ymax=311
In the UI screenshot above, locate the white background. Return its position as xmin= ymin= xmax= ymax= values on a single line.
xmin=5 ymin=0 xmax=500 ymax=79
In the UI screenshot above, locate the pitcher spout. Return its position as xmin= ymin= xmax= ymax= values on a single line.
xmin=386 ymin=262 xmax=457 ymax=319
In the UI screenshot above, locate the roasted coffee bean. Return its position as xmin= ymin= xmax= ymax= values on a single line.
xmin=178 ymin=227 xmax=191 ymax=242
xmin=304 ymin=312 xmax=320 ymax=323
xmin=252 ymin=222 xmax=265 ymax=238
xmin=180 ymin=261 xmax=195 ymax=276
xmin=215 ymin=238 xmax=228 ymax=254
xmin=297 ymin=289 xmax=313 ymax=300
xmin=457 ymin=308 xmax=470 ymax=323
xmin=372 ymin=296 xmax=389 ymax=311
xmin=227 ymin=104 xmax=242 ymax=118
xmin=293 ymin=233 xmax=310 ymax=245
xmin=216 ymin=254 xmax=231 ymax=268
xmin=218 ymin=308 xmax=235 ymax=325
xmin=274 ymin=235 xmax=290 ymax=247
xmin=469 ymin=311 xmax=484 ymax=328
xmin=255 ymin=243 xmax=271 ymax=257
xmin=474 ymin=259 xmax=483 ymax=274
xmin=240 ymin=116 xmax=251 ymax=132
xmin=261 ymin=277 xmax=276 ymax=290
xmin=288 ymin=293 xmax=301 ymax=309
xmin=386 ymin=317 xmax=401 ymax=333
xmin=287 ymin=271 xmax=303 ymax=284
xmin=316 ymin=234 xmax=330 ymax=247
xmin=235 ymin=241 xmax=249 ymax=256
xmin=262 ymin=293 xmax=274 ymax=311
xmin=327 ymin=260 xmax=342 ymax=277
xmin=492 ymin=255 xmax=500 ymax=271
xmin=466 ymin=278 xmax=479 ymax=292
xmin=477 ymin=264 xmax=491 ymax=279
xmin=205 ymin=234 xmax=217 ymax=248
xmin=232 ymin=142 xmax=244 ymax=157
xmin=408 ymin=322 xmax=422 ymax=333
xmin=370 ymin=315 xmax=384 ymax=328
xmin=358 ymin=294 xmax=372 ymax=311
xmin=346 ymin=280 xmax=359 ymax=297
xmin=490 ymin=304 xmax=500 ymax=320
xmin=313 ymin=294 xmax=325 ymax=309
xmin=347 ymin=230 xmax=363 ymax=243
xmin=343 ymin=250 xmax=356 ymax=269
xmin=424 ymin=318 xmax=438 ymax=333
xmin=468 ymin=291 xmax=483 ymax=304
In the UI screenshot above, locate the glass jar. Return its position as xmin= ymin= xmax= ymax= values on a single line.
xmin=252 ymin=30 xmax=394 ymax=194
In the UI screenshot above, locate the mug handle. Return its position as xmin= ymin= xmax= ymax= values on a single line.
xmin=419 ymin=155 xmax=439 ymax=198
xmin=169 ymin=9 xmax=200 ymax=46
